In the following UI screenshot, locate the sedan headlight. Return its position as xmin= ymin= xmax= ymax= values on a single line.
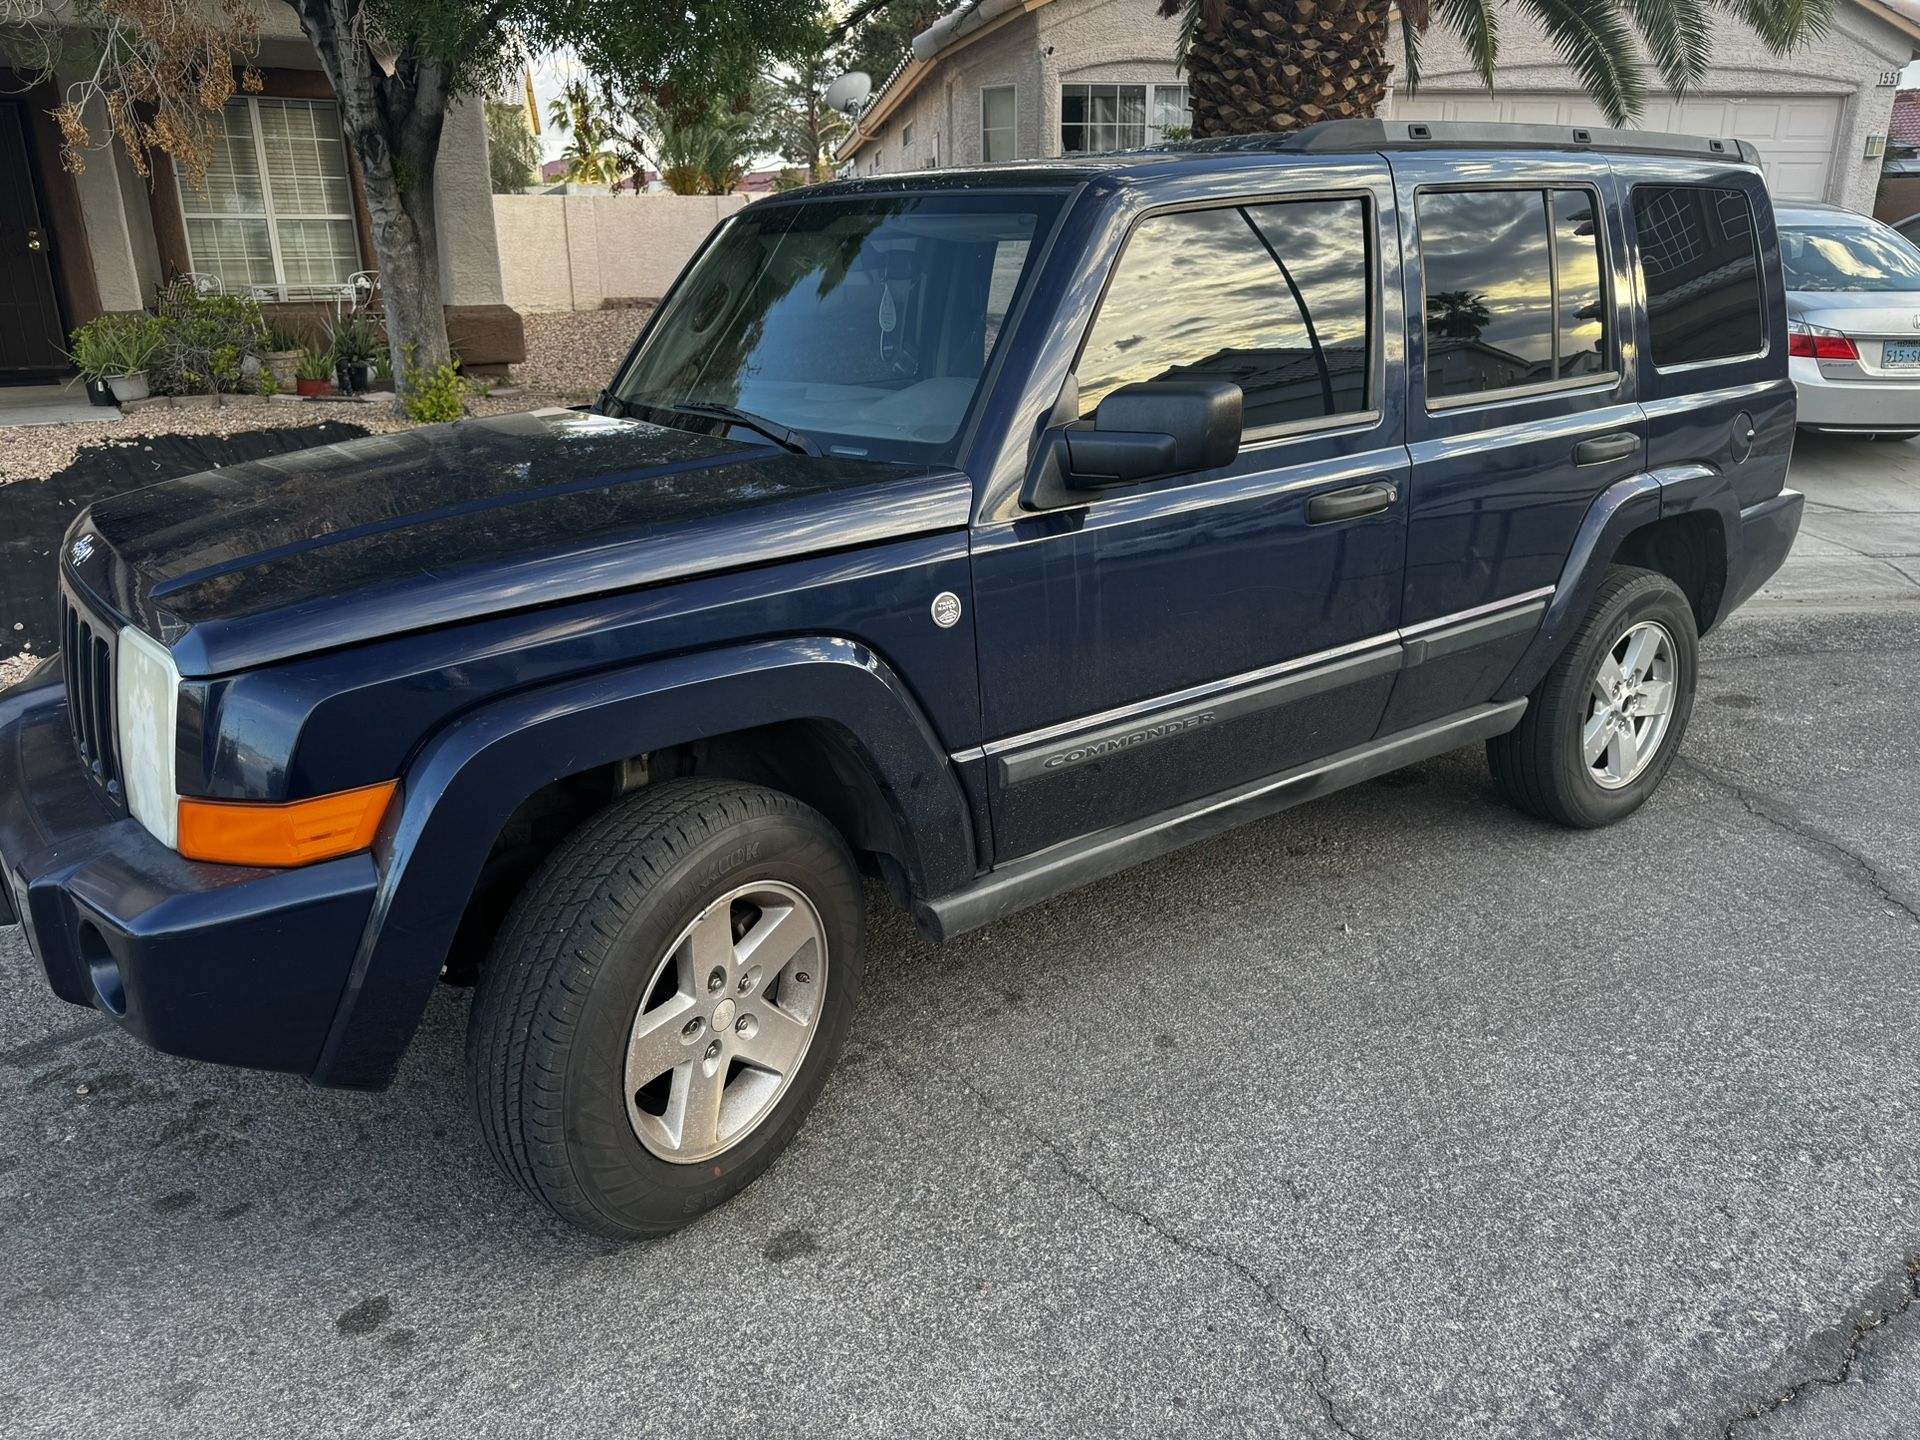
xmin=115 ymin=626 xmax=180 ymax=848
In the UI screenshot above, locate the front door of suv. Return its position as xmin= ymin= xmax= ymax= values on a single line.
xmin=969 ymin=163 xmax=1411 ymax=860
xmin=1383 ymin=158 xmax=1645 ymax=731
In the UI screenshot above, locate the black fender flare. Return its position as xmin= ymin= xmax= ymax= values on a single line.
xmin=1494 ymin=464 xmax=1738 ymax=703
xmin=310 ymin=636 xmax=974 ymax=1088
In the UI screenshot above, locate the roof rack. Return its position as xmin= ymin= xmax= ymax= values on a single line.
xmin=1173 ymin=119 xmax=1762 ymax=168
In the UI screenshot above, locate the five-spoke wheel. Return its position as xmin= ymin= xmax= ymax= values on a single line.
xmin=469 ymin=780 xmax=863 ymax=1237
xmin=1489 ymin=566 xmax=1698 ymax=828
xmin=624 ymin=882 xmax=827 ymax=1163
xmin=1581 ymin=619 xmax=1677 ymax=789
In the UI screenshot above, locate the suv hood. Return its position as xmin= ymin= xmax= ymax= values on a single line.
xmin=66 ymin=409 xmax=970 ymax=676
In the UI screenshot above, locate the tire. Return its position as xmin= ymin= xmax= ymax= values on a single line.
xmin=467 ymin=778 xmax=864 ymax=1238
xmin=1487 ymin=566 xmax=1698 ymax=829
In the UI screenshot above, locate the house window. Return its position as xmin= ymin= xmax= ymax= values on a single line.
xmin=1060 ymin=83 xmax=1190 ymax=153
xmin=903 ymin=121 xmax=915 ymax=151
xmin=982 ymin=85 xmax=1017 ymax=162
xmin=178 ymin=97 xmax=362 ymax=297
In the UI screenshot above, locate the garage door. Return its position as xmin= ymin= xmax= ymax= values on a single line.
xmin=1388 ymin=91 xmax=1844 ymax=201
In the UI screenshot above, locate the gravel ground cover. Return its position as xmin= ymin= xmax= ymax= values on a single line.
xmin=509 ymin=305 xmax=651 ymax=398
xmin=0 ymin=310 xmax=651 ymax=486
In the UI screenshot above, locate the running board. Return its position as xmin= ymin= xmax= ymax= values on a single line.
xmin=915 ymin=700 xmax=1527 ymax=941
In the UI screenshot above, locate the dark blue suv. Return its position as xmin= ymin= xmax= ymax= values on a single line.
xmin=0 ymin=121 xmax=1801 ymax=1234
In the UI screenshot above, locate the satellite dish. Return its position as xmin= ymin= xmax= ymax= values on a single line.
xmin=825 ymin=72 xmax=873 ymax=118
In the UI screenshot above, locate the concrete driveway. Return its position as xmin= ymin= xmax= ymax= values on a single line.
xmin=1 ymin=440 xmax=1917 ymax=1440
xmin=1757 ymin=430 xmax=1920 ymax=608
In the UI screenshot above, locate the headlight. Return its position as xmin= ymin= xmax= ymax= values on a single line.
xmin=115 ymin=626 xmax=180 ymax=848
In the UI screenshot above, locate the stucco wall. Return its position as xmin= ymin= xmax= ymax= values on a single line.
xmin=1389 ymin=3 xmax=1917 ymax=212
xmin=493 ymin=193 xmax=747 ymax=311
xmin=434 ymin=97 xmax=507 ymax=306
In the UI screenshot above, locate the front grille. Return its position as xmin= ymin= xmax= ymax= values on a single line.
xmin=60 ymin=592 xmax=122 ymax=801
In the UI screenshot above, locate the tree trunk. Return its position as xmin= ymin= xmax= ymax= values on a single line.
xmin=286 ymin=0 xmax=453 ymax=403
xmin=1184 ymin=0 xmax=1393 ymax=138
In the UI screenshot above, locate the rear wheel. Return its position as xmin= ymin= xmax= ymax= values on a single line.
xmin=1487 ymin=567 xmax=1698 ymax=828
xmin=467 ymin=779 xmax=863 ymax=1237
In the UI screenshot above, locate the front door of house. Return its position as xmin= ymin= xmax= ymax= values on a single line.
xmin=0 ymin=103 xmax=68 ymax=377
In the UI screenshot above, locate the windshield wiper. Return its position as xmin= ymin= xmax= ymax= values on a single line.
xmin=667 ymin=402 xmax=821 ymax=457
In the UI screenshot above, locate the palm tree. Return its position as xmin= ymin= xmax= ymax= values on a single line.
xmin=1426 ymin=289 xmax=1493 ymax=341
xmin=546 ymin=80 xmax=627 ymax=188
xmin=1156 ymin=0 xmax=1833 ymax=138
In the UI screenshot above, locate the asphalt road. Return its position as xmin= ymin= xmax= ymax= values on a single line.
xmin=2 ymin=441 xmax=1918 ymax=1437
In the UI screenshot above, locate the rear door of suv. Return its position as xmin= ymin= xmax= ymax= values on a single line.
xmin=1386 ymin=154 xmax=1645 ymax=730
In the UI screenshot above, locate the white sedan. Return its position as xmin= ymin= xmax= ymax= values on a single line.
xmin=1781 ymin=202 xmax=1920 ymax=439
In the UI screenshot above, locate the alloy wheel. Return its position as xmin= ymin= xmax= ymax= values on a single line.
xmin=1581 ymin=619 xmax=1677 ymax=790
xmin=623 ymin=880 xmax=828 ymax=1163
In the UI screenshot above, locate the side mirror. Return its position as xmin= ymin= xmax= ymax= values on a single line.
xmin=1019 ymin=378 xmax=1245 ymax=511
xmin=1062 ymin=380 xmax=1243 ymax=490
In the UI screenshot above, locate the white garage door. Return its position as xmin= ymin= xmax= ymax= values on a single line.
xmin=1388 ymin=91 xmax=1844 ymax=201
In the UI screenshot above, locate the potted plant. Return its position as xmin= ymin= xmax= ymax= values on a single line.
xmin=67 ymin=312 xmax=162 ymax=404
xmin=326 ymin=315 xmax=381 ymax=394
xmin=295 ymin=347 xmax=337 ymax=398
xmin=262 ymin=322 xmax=306 ymax=391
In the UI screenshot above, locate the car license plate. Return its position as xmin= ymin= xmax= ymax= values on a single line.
xmin=1884 ymin=342 xmax=1920 ymax=367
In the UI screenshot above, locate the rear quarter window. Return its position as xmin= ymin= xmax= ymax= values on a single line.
xmin=1632 ymin=185 xmax=1765 ymax=367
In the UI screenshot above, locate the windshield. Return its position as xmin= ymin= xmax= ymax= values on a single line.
xmin=611 ymin=191 xmax=1065 ymax=464
xmin=1781 ymin=224 xmax=1920 ymax=292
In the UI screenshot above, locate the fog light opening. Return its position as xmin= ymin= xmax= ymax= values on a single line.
xmin=77 ymin=921 xmax=125 ymax=1016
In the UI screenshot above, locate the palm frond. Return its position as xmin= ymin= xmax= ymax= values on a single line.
xmin=1516 ymin=0 xmax=1647 ymax=125
xmin=1156 ymin=0 xmax=1202 ymax=68
xmin=1622 ymin=0 xmax=1714 ymax=96
xmin=1715 ymin=0 xmax=1834 ymax=52
xmin=1433 ymin=0 xmax=1499 ymax=91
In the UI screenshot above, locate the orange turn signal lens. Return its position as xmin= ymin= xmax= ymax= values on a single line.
xmin=176 ymin=781 xmax=397 ymax=867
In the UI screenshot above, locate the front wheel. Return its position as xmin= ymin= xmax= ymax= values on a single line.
xmin=467 ymin=779 xmax=864 ymax=1237
xmin=1488 ymin=566 xmax=1698 ymax=828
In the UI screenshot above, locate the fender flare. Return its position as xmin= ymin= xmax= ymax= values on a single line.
xmin=1494 ymin=465 xmax=1738 ymax=703
xmin=310 ymin=636 xmax=975 ymax=1088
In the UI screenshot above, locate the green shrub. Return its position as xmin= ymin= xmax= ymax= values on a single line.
xmin=265 ymin=321 xmax=311 ymax=353
xmin=150 ymin=281 xmax=268 ymax=396
xmin=403 ymin=355 xmax=469 ymax=423
xmin=325 ymin=314 xmax=382 ymax=366
xmin=296 ymin=347 xmax=336 ymax=382
xmin=67 ymin=312 xmax=163 ymax=379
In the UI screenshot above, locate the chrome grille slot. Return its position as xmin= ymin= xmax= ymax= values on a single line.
xmin=59 ymin=590 xmax=123 ymax=802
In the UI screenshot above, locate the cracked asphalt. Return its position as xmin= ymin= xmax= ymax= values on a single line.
xmin=3 ymin=439 xmax=1919 ymax=1438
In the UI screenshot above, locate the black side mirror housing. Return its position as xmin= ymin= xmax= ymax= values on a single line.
xmin=1023 ymin=380 xmax=1245 ymax=509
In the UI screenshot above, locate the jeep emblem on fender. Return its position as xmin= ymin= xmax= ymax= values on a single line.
xmin=69 ymin=534 xmax=95 ymax=565
xmin=930 ymin=592 xmax=963 ymax=628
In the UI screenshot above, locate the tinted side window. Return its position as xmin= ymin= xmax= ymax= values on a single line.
xmin=1077 ymin=197 xmax=1372 ymax=431
xmin=1632 ymin=185 xmax=1764 ymax=366
xmin=1418 ymin=188 xmax=1610 ymax=401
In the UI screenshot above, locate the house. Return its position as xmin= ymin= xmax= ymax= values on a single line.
xmin=836 ymin=0 xmax=1193 ymax=174
xmin=837 ymin=0 xmax=1920 ymax=217
xmin=0 ymin=6 xmax=522 ymax=381
xmin=1875 ymin=86 xmax=1920 ymax=218
xmin=1390 ymin=0 xmax=1920 ymax=214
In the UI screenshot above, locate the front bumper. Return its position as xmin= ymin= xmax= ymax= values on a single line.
xmin=0 ymin=671 xmax=378 ymax=1077
xmin=1791 ymin=356 xmax=1920 ymax=433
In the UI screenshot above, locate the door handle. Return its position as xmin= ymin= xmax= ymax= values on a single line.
xmin=1574 ymin=432 xmax=1638 ymax=466
xmin=1306 ymin=482 xmax=1397 ymax=525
